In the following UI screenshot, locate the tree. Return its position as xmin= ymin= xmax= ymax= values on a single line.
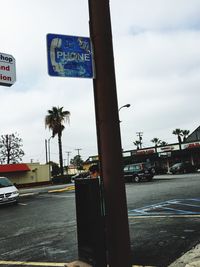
xmin=0 ymin=133 xmax=25 ymax=164
xmin=45 ymin=106 xmax=70 ymax=176
xmin=160 ymin=141 xmax=168 ymax=146
xmin=51 ymin=162 xmax=61 ymax=176
xmin=133 ymin=140 xmax=140 ymax=150
xmin=70 ymin=155 xmax=84 ymax=170
xmin=151 ymin=137 xmax=160 ymax=153
xmin=182 ymin=130 xmax=190 ymax=142
xmin=172 ymin=128 xmax=183 ymax=150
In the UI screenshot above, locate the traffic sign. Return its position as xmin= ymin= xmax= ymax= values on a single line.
xmin=0 ymin=52 xmax=16 ymax=86
xmin=46 ymin=33 xmax=94 ymax=78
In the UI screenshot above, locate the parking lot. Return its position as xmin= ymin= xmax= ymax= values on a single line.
xmin=0 ymin=173 xmax=200 ymax=266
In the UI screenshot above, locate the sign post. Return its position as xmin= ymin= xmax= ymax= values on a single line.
xmin=88 ymin=0 xmax=132 ymax=266
xmin=46 ymin=33 xmax=94 ymax=78
xmin=0 ymin=52 xmax=16 ymax=87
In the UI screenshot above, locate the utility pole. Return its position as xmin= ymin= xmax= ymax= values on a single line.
xmin=88 ymin=0 xmax=131 ymax=266
xmin=136 ymin=132 xmax=143 ymax=149
xmin=75 ymin=148 xmax=82 ymax=156
xmin=48 ymin=136 xmax=53 ymax=180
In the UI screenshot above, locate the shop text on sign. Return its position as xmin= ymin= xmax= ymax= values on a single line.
xmin=0 ymin=52 xmax=16 ymax=86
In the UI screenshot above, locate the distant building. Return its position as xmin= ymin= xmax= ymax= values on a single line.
xmin=186 ymin=126 xmax=200 ymax=142
xmin=0 ymin=163 xmax=50 ymax=187
xmin=85 ymin=126 xmax=200 ymax=173
xmin=83 ymin=155 xmax=99 ymax=171
xmin=67 ymin=164 xmax=78 ymax=175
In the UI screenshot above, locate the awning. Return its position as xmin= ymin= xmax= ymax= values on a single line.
xmin=0 ymin=164 xmax=30 ymax=173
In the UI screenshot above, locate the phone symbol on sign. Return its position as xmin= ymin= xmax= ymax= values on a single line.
xmin=50 ymin=38 xmax=64 ymax=74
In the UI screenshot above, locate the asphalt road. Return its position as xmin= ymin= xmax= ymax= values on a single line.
xmin=126 ymin=173 xmax=200 ymax=266
xmin=0 ymin=173 xmax=200 ymax=267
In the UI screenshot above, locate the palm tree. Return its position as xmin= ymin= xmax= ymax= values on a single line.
xmin=182 ymin=129 xmax=190 ymax=142
xmin=172 ymin=128 xmax=182 ymax=150
xmin=151 ymin=137 xmax=160 ymax=153
xmin=160 ymin=141 xmax=168 ymax=146
xmin=45 ymin=106 xmax=70 ymax=176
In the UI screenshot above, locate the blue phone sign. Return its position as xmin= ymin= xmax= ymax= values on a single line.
xmin=47 ymin=33 xmax=94 ymax=78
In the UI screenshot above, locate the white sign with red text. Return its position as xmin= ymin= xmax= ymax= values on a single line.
xmin=0 ymin=52 xmax=16 ymax=86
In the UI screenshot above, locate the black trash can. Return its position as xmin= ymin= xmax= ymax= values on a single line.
xmin=75 ymin=178 xmax=107 ymax=267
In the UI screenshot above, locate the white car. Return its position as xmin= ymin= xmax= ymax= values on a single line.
xmin=0 ymin=177 xmax=19 ymax=205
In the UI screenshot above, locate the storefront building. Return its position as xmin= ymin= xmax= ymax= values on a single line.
xmin=0 ymin=163 xmax=50 ymax=187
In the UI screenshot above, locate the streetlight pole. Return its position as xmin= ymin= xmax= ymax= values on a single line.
xmin=45 ymin=139 xmax=48 ymax=164
xmin=66 ymin=151 xmax=71 ymax=174
xmin=118 ymin=104 xmax=131 ymax=123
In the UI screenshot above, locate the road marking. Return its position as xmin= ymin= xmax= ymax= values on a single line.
xmin=18 ymin=203 xmax=27 ymax=206
xmin=128 ymin=198 xmax=200 ymax=217
xmin=129 ymin=214 xmax=200 ymax=219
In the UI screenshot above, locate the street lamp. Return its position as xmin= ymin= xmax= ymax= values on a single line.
xmin=118 ymin=103 xmax=131 ymax=112
xmin=118 ymin=104 xmax=131 ymax=123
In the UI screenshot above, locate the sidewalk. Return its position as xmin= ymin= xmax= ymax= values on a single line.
xmin=168 ymin=243 xmax=200 ymax=267
xmin=18 ymin=184 xmax=200 ymax=267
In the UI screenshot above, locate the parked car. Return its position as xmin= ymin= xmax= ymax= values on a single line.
xmin=0 ymin=177 xmax=19 ymax=205
xmin=169 ymin=162 xmax=197 ymax=174
xmin=123 ymin=162 xmax=154 ymax=183
xmin=153 ymin=166 xmax=168 ymax=175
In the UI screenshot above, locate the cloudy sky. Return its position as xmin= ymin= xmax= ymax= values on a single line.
xmin=0 ymin=0 xmax=200 ymax=164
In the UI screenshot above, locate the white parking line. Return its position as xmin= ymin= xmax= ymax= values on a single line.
xmin=129 ymin=214 xmax=200 ymax=219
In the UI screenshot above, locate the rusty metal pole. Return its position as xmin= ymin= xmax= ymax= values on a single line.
xmin=88 ymin=0 xmax=132 ymax=266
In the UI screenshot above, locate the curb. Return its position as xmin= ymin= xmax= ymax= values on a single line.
xmin=48 ymin=185 xmax=75 ymax=193
xmin=19 ymin=185 xmax=75 ymax=198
